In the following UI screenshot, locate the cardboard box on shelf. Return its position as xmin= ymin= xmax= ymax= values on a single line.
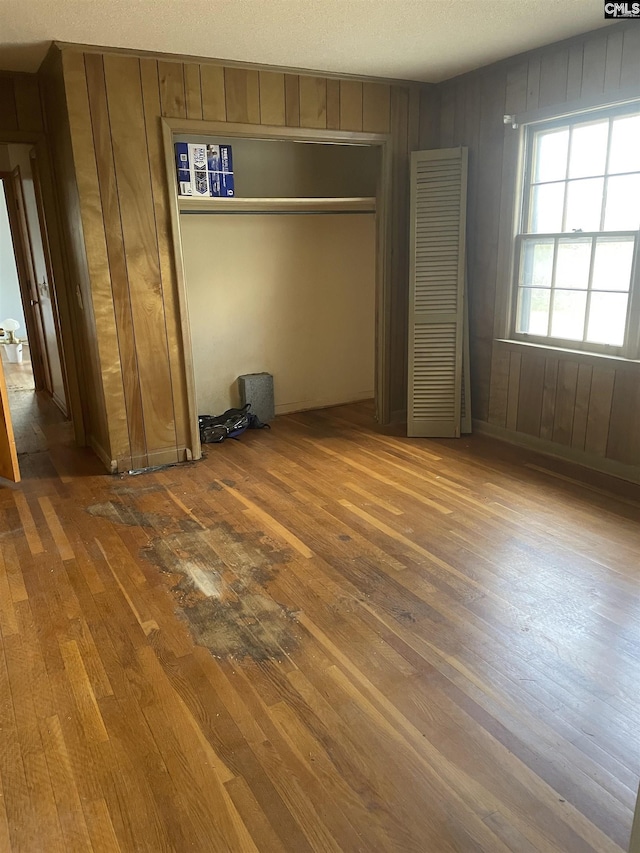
xmin=174 ymin=142 xmax=235 ymax=198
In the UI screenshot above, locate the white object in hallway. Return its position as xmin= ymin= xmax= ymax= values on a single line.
xmin=1 ymin=318 xmax=23 ymax=363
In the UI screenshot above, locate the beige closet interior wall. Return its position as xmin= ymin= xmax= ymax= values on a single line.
xmin=181 ymin=211 xmax=376 ymax=415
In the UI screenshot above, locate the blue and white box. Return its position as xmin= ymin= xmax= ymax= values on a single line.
xmin=174 ymin=143 xmax=192 ymax=195
xmin=207 ymin=144 xmax=235 ymax=197
xmin=174 ymin=142 xmax=234 ymax=197
xmin=189 ymin=144 xmax=209 ymax=197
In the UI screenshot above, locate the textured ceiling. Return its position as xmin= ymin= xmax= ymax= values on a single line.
xmin=0 ymin=0 xmax=611 ymax=82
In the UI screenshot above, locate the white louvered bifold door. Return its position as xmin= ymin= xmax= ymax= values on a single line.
xmin=408 ymin=147 xmax=468 ymax=438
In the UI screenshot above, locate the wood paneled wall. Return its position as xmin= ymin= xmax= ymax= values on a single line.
xmin=0 ymin=72 xmax=43 ymax=135
xmin=43 ymin=45 xmax=421 ymax=471
xmin=428 ymin=24 xmax=640 ymax=481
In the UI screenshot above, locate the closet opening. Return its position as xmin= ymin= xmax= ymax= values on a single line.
xmin=162 ymin=121 xmax=391 ymax=462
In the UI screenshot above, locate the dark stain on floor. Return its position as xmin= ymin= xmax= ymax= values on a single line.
xmin=87 ymin=496 xmax=299 ymax=662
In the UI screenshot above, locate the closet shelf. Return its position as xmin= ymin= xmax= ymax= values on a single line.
xmin=177 ymin=196 xmax=376 ymax=214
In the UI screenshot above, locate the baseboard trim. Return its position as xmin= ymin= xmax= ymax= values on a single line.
xmin=275 ymin=392 xmax=374 ymax=417
xmin=114 ymin=445 xmax=193 ymax=474
xmin=473 ymin=420 xmax=640 ymax=486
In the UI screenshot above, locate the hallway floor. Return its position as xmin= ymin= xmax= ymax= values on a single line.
xmin=0 ymin=401 xmax=638 ymax=851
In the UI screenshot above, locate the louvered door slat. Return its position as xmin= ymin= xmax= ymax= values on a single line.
xmin=408 ymin=147 xmax=468 ymax=438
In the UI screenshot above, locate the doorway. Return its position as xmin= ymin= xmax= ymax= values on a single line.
xmin=0 ymin=144 xmax=69 ymax=474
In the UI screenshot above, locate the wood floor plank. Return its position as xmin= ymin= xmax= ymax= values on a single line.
xmin=1 ymin=392 xmax=638 ymax=852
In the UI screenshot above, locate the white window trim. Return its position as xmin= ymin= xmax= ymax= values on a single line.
xmin=495 ymin=93 xmax=640 ymax=365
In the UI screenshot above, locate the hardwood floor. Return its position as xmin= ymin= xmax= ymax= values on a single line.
xmin=1 ymin=399 xmax=639 ymax=852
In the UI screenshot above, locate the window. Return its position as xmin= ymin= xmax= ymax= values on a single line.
xmin=513 ymin=105 xmax=640 ymax=357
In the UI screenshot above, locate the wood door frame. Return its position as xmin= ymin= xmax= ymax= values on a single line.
xmin=161 ymin=117 xmax=392 ymax=462
xmin=0 ymin=131 xmax=85 ymax=446
xmin=1 ymin=168 xmax=51 ymax=392
xmin=30 ymin=147 xmax=70 ymax=415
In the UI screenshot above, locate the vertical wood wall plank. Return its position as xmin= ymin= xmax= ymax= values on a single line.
xmin=538 ymin=49 xmax=568 ymax=107
xmin=284 ymin=74 xmax=300 ymax=127
xmin=620 ymin=27 xmax=640 ymax=88
xmin=516 ymin=354 xmax=544 ymax=437
xmin=299 ymin=76 xmax=327 ymax=129
xmin=61 ymin=51 xmax=127 ymax=462
xmin=581 ymin=37 xmax=607 ymax=98
xmin=571 ymin=363 xmax=593 ymax=450
xmin=604 ymin=30 xmax=624 ymax=92
xmin=526 ymin=59 xmax=541 ymax=111
xmin=200 ymin=65 xmax=226 ymax=121
xmin=224 ymin=68 xmax=260 ymax=124
xmin=84 ymin=53 xmax=146 ymax=469
xmin=140 ymin=57 xmax=190 ymax=455
xmin=539 ymin=357 xmax=559 ymax=441
xmin=566 ymin=44 xmax=585 ymax=101
xmin=339 ymin=80 xmax=363 ymax=131
xmin=13 ymin=75 xmax=43 ymax=132
xmin=389 ymin=85 xmax=410 ymax=417
xmin=103 ymin=54 xmax=177 ymax=456
xmin=184 ymin=64 xmax=203 ymax=120
xmin=606 ymin=370 xmax=640 ymax=464
xmin=604 ymin=32 xmax=624 ymax=92
xmin=472 ymin=70 xmax=506 ymax=422
xmin=326 ymin=79 xmax=340 ymax=130
xmin=0 ymin=77 xmax=18 ymax=131
xmin=259 ymin=71 xmax=285 ymax=126
xmin=488 ymin=349 xmax=510 ymax=427
xmin=552 ymin=361 xmax=579 ymax=446
xmin=158 ymin=61 xmax=186 ymax=119
xmin=505 ymin=352 xmax=521 ymax=431
xmin=362 ymin=82 xmax=390 ymax=133
xmin=418 ymin=86 xmax=440 ymax=150
xmin=505 ymin=64 xmax=528 ymax=117
xmin=439 ymin=83 xmax=455 ymax=148
xmin=584 ymin=367 xmax=615 ymax=456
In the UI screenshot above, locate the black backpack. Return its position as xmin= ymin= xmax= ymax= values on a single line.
xmin=198 ymin=403 xmax=270 ymax=444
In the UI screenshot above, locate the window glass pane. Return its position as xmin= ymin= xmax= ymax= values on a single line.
xmin=517 ymin=288 xmax=550 ymax=335
xmin=533 ymin=129 xmax=569 ymax=182
xmin=519 ymin=239 xmax=554 ymax=286
xmin=568 ymin=120 xmax=609 ymax=178
xmin=550 ymin=290 xmax=587 ymax=340
xmin=586 ymin=292 xmax=628 ymax=346
xmin=530 ymin=182 xmax=564 ymax=233
xmin=592 ymin=238 xmax=635 ymax=292
xmin=608 ymin=114 xmax=640 ymax=174
xmin=604 ymin=174 xmax=640 ymax=230
xmin=555 ymin=238 xmax=591 ymax=289
xmin=564 ymin=178 xmax=604 ymax=232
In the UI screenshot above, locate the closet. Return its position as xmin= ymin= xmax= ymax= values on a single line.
xmin=175 ymin=136 xmax=380 ymax=418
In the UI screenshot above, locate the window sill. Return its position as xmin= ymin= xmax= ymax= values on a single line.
xmin=494 ymin=339 xmax=640 ymax=371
